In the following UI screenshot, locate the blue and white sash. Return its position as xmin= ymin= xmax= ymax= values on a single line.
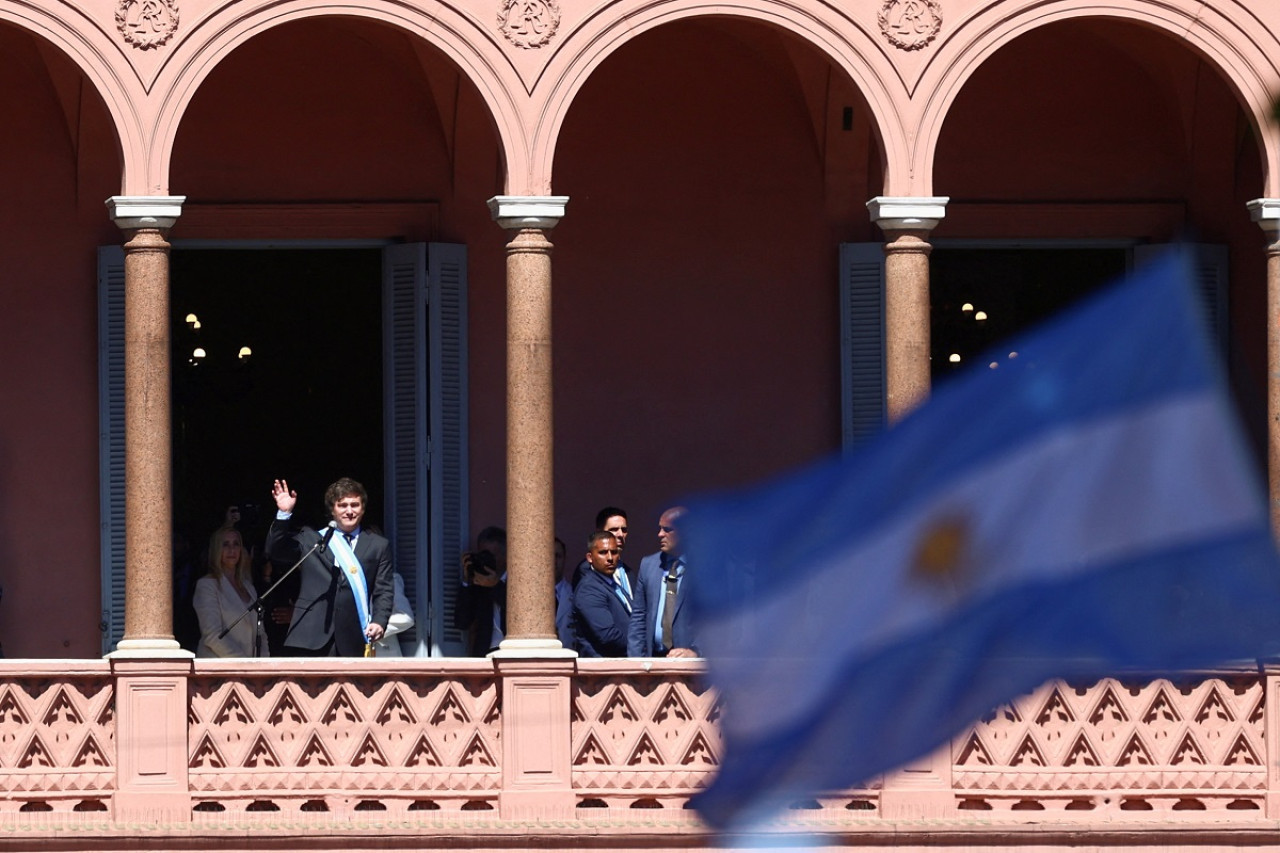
xmin=328 ymin=531 xmax=372 ymax=638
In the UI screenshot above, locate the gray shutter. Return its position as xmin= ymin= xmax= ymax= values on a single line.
xmin=839 ymin=243 xmax=887 ymax=449
xmin=382 ymin=243 xmax=468 ymax=657
xmin=1134 ymin=243 xmax=1228 ymax=353
xmin=383 ymin=244 xmax=428 ymax=654
xmin=428 ymin=243 xmax=468 ymax=657
xmin=1188 ymin=244 xmax=1229 ymax=353
xmin=97 ymin=246 xmax=126 ymax=655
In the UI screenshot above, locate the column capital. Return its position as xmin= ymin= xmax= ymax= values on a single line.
xmin=867 ymin=196 xmax=949 ymax=232
xmin=106 ymin=195 xmax=186 ymax=231
xmin=1248 ymin=198 xmax=1280 ymax=236
xmin=488 ymin=195 xmax=569 ymax=230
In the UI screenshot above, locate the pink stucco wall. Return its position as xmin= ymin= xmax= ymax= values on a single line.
xmin=0 ymin=27 xmax=120 ymax=656
xmin=552 ymin=20 xmax=845 ymax=537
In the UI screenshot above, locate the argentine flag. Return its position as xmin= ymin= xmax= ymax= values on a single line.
xmin=684 ymin=250 xmax=1280 ymax=829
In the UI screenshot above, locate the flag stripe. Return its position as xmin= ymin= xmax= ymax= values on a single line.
xmin=701 ymin=391 xmax=1262 ymax=740
xmin=695 ymin=527 xmax=1280 ymax=827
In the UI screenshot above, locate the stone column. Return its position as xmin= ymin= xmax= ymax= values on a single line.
xmin=106 ymin=196 xmax=187 ymax=655
xmin=866 ymin=197 xmax=949 ymax=421
xmin=487 ymin=196 xmax=574 ymax=655
xmin=1249 ymin=198 xmax=1280 ymax=538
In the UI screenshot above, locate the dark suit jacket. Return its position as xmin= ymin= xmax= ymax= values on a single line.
xmin=571 ymin=567 xmax=631 ymax=657
xmin=560 ymin=558 xmax=633 ymax=649
xmin=626 ymin=551 xmax=698 ymax=657
xmin=455 ymin=579 xmax=506 ymax=656
xmin=266 ymin=518 xmax=394 ymax=656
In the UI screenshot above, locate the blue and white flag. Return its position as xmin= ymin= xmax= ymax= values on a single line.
xmin=683 ymin=250 xmax=1280 ymax=829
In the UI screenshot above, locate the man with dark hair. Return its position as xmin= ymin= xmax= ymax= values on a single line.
xmin=594 ymin=506 xmax=636 ymax=591
xmin=628 ymin=506 xmax=698 ymax=658
xmin=266 ymin=477 xmax=394 ymax=656
xmin=558 ymin=507 xmax=635 ymax=648
xmin=571 ymin=532 xmax=629 ymax=657
xmin=455 ymin=526 xmax=508 ymax=655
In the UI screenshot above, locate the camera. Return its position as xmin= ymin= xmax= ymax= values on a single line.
xmin=464 ymin=550 xmax=498 ymax=581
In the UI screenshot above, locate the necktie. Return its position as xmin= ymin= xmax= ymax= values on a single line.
xmin=338 ymin=533 xmax=356 ymax=587
xmin=609 ymin=571 xmax=629 ymax=612
xmin=661 ymin=560 xmax=679 ymax=651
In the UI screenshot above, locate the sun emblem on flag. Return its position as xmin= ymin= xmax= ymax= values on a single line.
xmin=910 ymin=513 xmax=972 ymax=590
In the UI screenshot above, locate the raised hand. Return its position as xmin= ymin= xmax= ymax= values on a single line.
xmin=271 ymin=479 xmax=298 ymax=514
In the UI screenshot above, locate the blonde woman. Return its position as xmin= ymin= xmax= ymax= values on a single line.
xmin=193 ymin=526 xmax=270 ymax=657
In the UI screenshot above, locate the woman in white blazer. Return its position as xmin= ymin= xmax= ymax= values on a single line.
xmin=194 ymin=526 xmax=270 ymax=657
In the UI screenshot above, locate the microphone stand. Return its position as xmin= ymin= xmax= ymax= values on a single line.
xmin=221 ymin=531 xmax=330 ymax=655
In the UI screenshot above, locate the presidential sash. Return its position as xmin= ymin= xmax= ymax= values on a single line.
xmin=327 ymin=530 xmax=372 ymax=643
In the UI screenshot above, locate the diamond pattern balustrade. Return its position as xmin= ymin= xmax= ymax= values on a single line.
xmin=188 ymin=670 xmax=501 ymax=815
xmin=953 ymin=675 xmax=1267 ymax=813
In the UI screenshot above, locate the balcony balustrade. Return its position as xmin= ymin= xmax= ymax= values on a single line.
xmin=0 ymin=658 xmax=1273 ymax=850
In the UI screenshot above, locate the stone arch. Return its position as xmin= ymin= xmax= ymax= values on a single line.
xmin=0 ymin=5 xmax=136 ymax=191
xmin=912 ymin=0 xmax=1280 ymax=197
xmin=145 ymin=0 xmax=525 ymax=195
xmin=528 ymin=0 xmax=906 ymax=196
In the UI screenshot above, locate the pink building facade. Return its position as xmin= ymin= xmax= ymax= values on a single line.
xmin=2 ymin=0 xmax=1280 ymax=847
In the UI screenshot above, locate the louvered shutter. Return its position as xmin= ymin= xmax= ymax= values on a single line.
xmin=383 ymin=244 xmax=427 ymax=654
xmin=427 ymin=244 xmax=468 ymax=656
xmin=382 ymin=243 xmax=468 ymax=656
xmin=1134 ymin=243 xmax=1228 ymax=353
xmin=97 ymin=246 xmax=126 ymax=654
xmin=839 ymin=243 xmax=887 ymax=449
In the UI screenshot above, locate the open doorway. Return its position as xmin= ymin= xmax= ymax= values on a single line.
xmin=168 ymin=249 xmax=384 ymax=617
xmin=929 ymin=248 xmax=1128 ymax=381
xmin=98 ymin=241 xmax=468 ymax=655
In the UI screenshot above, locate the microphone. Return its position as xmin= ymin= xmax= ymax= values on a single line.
xmin=319 ymin=521 xmax=338 ymax=548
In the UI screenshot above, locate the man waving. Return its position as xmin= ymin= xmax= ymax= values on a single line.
xmin=267 ymin=477 xmax=394 ymax=656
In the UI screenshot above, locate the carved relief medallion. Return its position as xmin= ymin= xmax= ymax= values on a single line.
xmin=117 ymin=0 xmax=179 ymax=50
xmin=498 ymin=0 xmax=560 ymax=49
xmin=878 ymin=0 xmax=941 ymax=51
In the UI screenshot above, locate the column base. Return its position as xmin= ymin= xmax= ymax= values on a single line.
xmin=496 ymin=656 xmax=575 ymax=820
xmin=112 ymin=658 xmax=192 ymax=825
xmin=492 ymin=638 xmax=576 ymax=659
xmin=108 ymin=639 xmax=192 ymax=660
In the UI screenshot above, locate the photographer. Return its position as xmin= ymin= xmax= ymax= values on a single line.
xmin=453 ymin=526 xmax=507 ymax=655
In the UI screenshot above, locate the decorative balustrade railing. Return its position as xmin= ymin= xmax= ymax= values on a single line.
xmin=187 ymin=660 xmax=502 ymax=815
xmin=569 ymin=660 xmax=721 ymax=811
xmin=0 ymin=658 xmax=1274 ymax=840
xmin=951 ymin=674 xmax=1269 ymax=814
xmin=0 ymin=662 xmax=115 ymax=816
